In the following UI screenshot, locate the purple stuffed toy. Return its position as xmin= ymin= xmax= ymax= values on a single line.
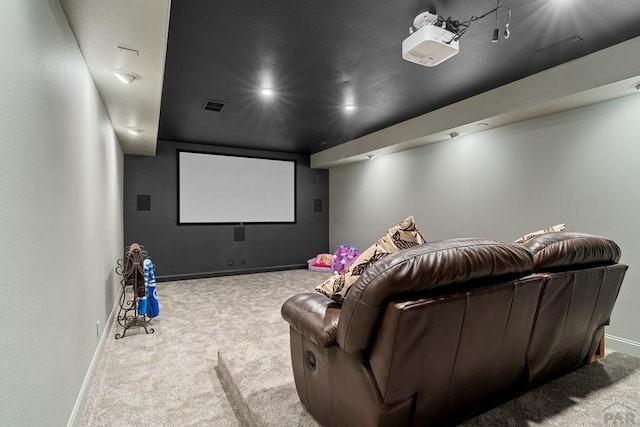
xmin=333 ymin=245 xmax=359 ymax=274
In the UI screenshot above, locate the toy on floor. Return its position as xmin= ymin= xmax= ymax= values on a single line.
xmin=308 ymin=253 xmax=334 ymax=272
xmin=333 ymin=245 xmax=359 ymax=275
xmin=144 ymin=258 xmax=160 ymax=318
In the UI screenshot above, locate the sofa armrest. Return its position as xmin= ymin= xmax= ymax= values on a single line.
xmin=281 ymin=293 xmax=341 ymax=347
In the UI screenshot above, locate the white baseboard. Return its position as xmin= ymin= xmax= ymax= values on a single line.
xmin=66 ymin=293 xmax=121 ymax=427
xmin=605 ymin=333 xmax=640 ymax=358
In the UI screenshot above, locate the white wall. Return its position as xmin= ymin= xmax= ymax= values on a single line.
xmin=330 ymin=93 xmax=640 ymax=356
xmin=0 ymin=1 xmax=123 ymax=425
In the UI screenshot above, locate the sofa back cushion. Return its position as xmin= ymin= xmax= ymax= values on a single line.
xmin=336 ymin=238 xmax=534 ymax=360
xmin=519 ymin=231 xmax=621 ymax=271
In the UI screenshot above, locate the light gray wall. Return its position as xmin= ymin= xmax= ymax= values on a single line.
xmin=0 ymin=1 xmax=123 ymax=425
xmin=330 ymin=93 xmax=640 ymax=356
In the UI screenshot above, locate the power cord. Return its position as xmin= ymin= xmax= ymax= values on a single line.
xmin=436 ymin=0 xmax=512 ymax=44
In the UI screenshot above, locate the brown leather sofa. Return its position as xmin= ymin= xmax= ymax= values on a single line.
xmin=281 ymin=232 xmax=626 ymax=426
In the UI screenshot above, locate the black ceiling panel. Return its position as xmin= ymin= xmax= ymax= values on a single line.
xmin=159 ymin=0 xmax=640 ymax=154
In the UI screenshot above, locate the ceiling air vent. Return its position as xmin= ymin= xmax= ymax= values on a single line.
xmin=535 ymin=35 xmax=584 ymax=56
xmin=202 ymin=99 xmax=226 ymax=112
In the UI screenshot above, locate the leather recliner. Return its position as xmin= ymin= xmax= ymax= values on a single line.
xmin=281 ymin=233 xmax=626 ymax=426
xmin=519 ymin=232 xmax=627 ymax=388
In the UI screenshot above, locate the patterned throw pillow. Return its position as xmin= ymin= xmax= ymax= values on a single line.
xmin=514 ymin=223 xmax=566 ymax=244
xmin=315 ymin=216 xmax=426 ymax=304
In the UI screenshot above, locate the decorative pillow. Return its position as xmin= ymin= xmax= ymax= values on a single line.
xmin=514 ymin=223 xmax=566 ymax=244
xmin=315 ymin=216 xmax=426 ymax=303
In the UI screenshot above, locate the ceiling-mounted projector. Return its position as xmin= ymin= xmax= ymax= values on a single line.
xmin=402 ymin=12 xmax=459 ymax=67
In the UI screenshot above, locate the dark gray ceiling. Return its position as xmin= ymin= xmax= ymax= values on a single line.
xmin=159 ymin=0 xmax=640 ymax=154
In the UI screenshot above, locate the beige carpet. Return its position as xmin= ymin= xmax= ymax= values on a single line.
xmin=80 ymin=270 xmax=640 ymax=426
xmin=80 ymin=270 xmax=329 ymax=427
xmin=464 ymin=351 xmax=640 ymax=426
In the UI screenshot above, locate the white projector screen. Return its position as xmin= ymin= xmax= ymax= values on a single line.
xmin=178 ymin=151 xmax=296 ymax=224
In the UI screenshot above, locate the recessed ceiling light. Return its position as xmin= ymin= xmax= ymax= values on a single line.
xmin=449 ymin=131 xmax=461 ymax=139
xmin=344 ymin=104 xmax=356 ymax=111
xmin=109 ymin=69 xmax=140 ymax=85
xmin=126 ymin=129 xmax=143 ymax=136
xmin=367 ymin=154 xmax=376 ymax=160
xmin=635 ymin=82 xmax=640 ymax=92
xmin=261 ymin=88 xmax=273 ymax=96
xmin=477 ymin=122 xmax=489 ymax=127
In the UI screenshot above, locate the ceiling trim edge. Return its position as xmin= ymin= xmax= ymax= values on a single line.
xmin=311 ymin=36 xmax=640 ymax=169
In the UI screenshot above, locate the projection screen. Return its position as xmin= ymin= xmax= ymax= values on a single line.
xmin=178 ymin=151 xmax=296 ymax=224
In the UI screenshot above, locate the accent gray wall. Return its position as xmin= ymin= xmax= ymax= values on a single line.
xmin=329 ymin=94 xmax=640 ymax=357
xmin=124 ymin=140 xmax=329 ymax=280
xmin=0 ymin=1 xmax=124 ymax=425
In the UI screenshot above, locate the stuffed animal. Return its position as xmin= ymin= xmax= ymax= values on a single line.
xmin=333 ymin=245 xmax=359 ymax=274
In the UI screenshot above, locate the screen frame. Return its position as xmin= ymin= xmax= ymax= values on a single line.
xmin=176 ymin=149 xmax=297 ymax=225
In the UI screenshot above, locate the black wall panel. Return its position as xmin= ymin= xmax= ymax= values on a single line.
xmin=124 ymin=140 xmax=329 ymax=280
